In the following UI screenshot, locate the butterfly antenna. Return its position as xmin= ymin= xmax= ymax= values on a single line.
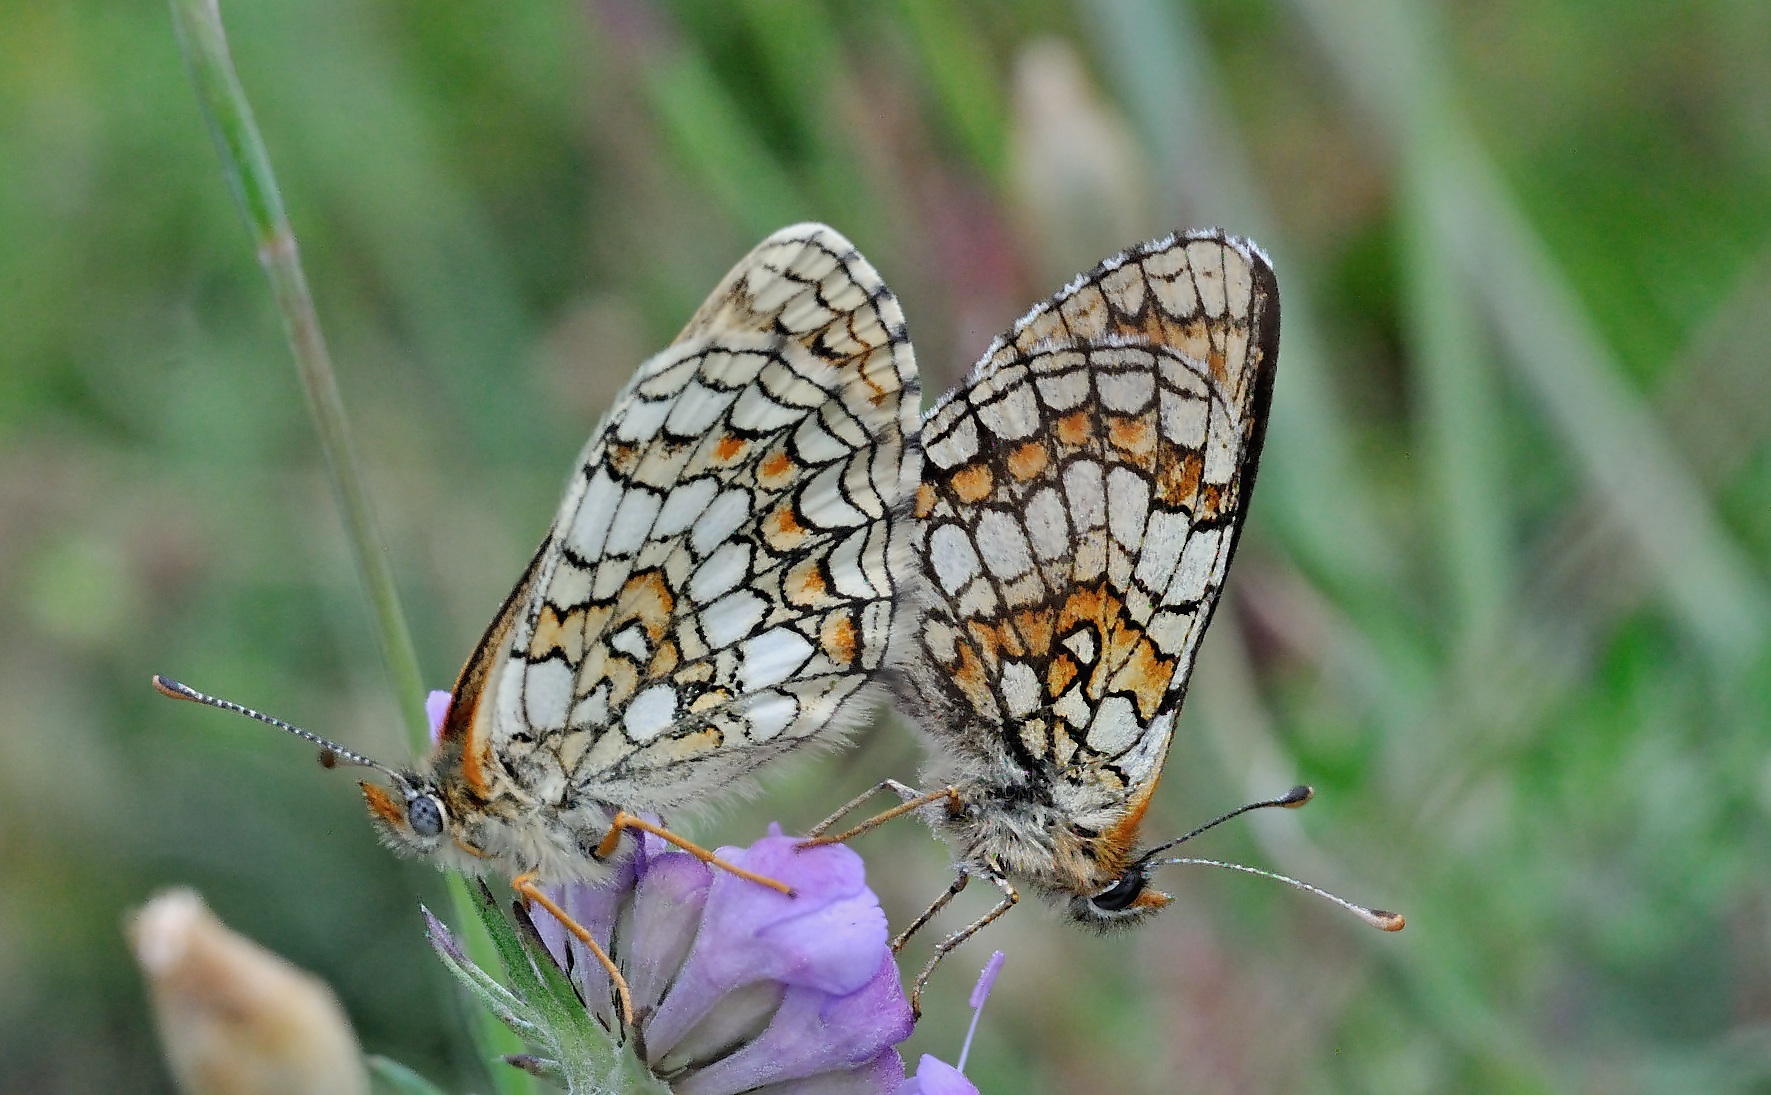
xmin=151 ymin=675 xmax=405 ymax=783
xmin=1136 ymin=784 xmax=1313 ymax=861
xmin=1141 ymin=855 xmax=1404 ymax=932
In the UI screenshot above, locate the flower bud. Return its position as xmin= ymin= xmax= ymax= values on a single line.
xmin=129 ymin=888 xmax=368 ymax=1095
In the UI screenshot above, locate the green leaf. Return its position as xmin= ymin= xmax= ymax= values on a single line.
xmin=445 ymin=876 xmax=540 ymax=1095
xmin=506 ymin=906 xmax=620 ymax=1093
xmin=471 ymin=881 xmax=551 ymax=1007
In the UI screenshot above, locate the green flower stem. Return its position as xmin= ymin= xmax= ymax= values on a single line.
xmin=169 ymin=0 xmax=429 ymax=752
xmin=170 ymin=3 xmax=536 ymax=1091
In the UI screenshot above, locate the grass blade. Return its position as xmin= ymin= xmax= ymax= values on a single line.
xmin=168 ymin=0 xmax=430 ymax=747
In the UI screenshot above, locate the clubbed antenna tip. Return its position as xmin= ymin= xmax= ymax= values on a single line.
xmin=1145 ymin=855 xmax=1405 ymax=933
xmin=1135 ymin=784 xmax=1404 ymax=934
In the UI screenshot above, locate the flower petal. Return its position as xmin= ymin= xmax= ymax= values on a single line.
xmin=645 ymin=826 xmax=888 ymax=1054
xmin=530 ymin=849 xmax=642 ymax=1030
xmin=425 ymin=691 xmax=452 ymax=741
xmin=749 ymin=1049 xmax=908 ymax=1094
xmin=130 ymin=889 xmax=370 ymax=1095
xmin=895 ymin=1055 xmax=980 ymax=1095
xmin=673 ymin=951 xmax=913 ymax=1095
xmin=624 ymin=847 xmax=714 ymax=1016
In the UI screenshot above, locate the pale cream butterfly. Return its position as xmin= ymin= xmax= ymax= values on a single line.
xmin=157 ymin=223 xmax=922 ymax=1022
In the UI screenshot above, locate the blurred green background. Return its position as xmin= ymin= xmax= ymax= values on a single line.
xmin=4 ymin=0 xmax=1771 ymax=1091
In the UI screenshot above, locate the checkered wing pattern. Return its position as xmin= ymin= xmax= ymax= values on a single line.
xmin=470 ymin=225 xmax=920 ymax=811
xmin=902 ymin=230 xmax=1278 ymax=826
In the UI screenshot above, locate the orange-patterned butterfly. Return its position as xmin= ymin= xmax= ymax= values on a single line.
xmin=807 ymin=230 xmax=1402 ymax=1012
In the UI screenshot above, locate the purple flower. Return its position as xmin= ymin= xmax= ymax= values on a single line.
xmin=418 ymin=693 xmax=990 ymax=1093
xmin=424 ymin=690 xmax=452 ymax=743
xmin=898 ymin=1056 xmax=977 ymax=1095
xmin=432 ymin=822 xmax=916 ymax=1093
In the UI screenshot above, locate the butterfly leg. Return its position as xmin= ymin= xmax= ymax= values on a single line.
xmin=891 ymin=870 xmax=968 ymax=952
xmin=909 ymin=869 xmax=1018 ymax=1019
xmin=801 ymin=781 xmax=960 ymax=846
xmin=806 ymin=779 xmax=925 ymax=838
xmin=511 ymin=872 xmax=635 ymax=1028
xmin=595 ymin=810 xmax=795 ymax=897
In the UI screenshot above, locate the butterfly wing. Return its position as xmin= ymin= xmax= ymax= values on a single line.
xmin=901 ymin=230 xmax=1279 ymax=837
xmin=448 ymin=225 xmax=920 ymax=812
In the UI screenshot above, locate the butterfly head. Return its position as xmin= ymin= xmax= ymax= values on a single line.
xmin=1060 ymin=785 xmax=1322 ymax=929
xmin=1067 ymin=861 xmax=1172 ymax=928
xmin=957 ymin=782 xmax=1175 ymax=929
xmin=1051 ymin=766 xmax=1176 ymax=928
xmin=359 ymin=773 xmax=454 ymax=858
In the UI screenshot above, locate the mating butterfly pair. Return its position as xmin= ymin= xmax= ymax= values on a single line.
xmin=158 ymin=223 xmax=1398 ymax=1021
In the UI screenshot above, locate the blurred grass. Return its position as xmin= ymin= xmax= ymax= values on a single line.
xmin=1 ymin=0 xmax=1768 ymax=1093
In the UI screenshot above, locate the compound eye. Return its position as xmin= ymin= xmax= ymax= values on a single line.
xmin=407 ymin=793 xmax=445 ymax=838
xmin=1091 ymin=870 xmax=1145 ymax=912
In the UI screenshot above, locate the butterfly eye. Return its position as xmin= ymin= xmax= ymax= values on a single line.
xmin=1091 ymin=869 xmax=1146 ymax=912
xmin=407 ymin=793 xmax=446 ymax=839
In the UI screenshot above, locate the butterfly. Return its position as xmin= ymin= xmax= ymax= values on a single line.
xmin=806 ymin=229 xmax=1401 ymax=1012
xmin=156 ymin=223 xmax=922 ymax=1022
